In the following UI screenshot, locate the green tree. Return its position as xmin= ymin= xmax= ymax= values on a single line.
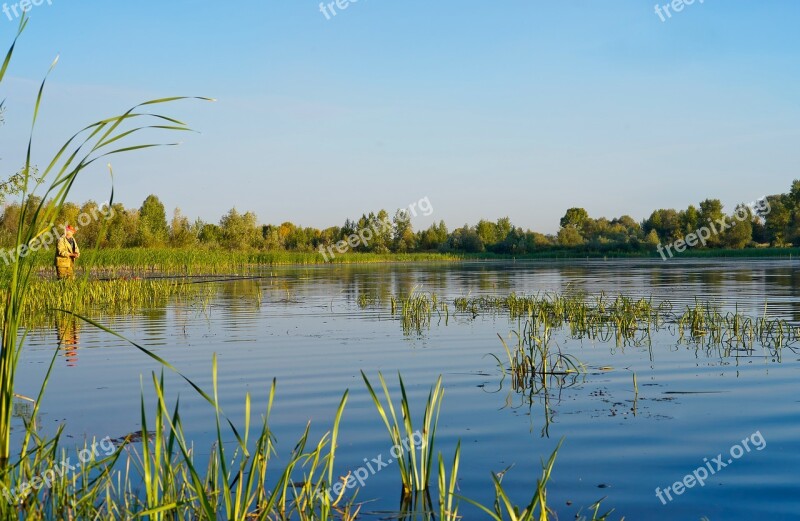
xmin=496 ymin=217 xmax=512 ymax=241
xmin=698 ymin=199 xmax=724 ymax=248
xmin=392 ymin=210 xmax=415 ymax=252
xmin=219 ymin=208 xmax=261 ymax=250
xmin=136 ymin=194 xmax=169 ymax=247
xmin=368 ymin=210 xmax=393 ymax=253
xmin=104 ymin=203 xmax=138 ymax=248
xmin=55 ymin=202 xmax=81 ymax=232
xmin=475 ymin=219 xmax=499 ymax=247
xmin=644 ymin=229 xmax=660 ymax=248
xmin=764 ymin=195 xmax=790 ymax=246
xmin=498 ymin=226 xmax=526 ymax=254
xmin=76 ymin=200 xmax=106 ymax=246
xmin=644 ymin=209 xmax=681 ymax=243
xmin=199 ymin=223 xmax=221 ymax=245
xmin=557 ymin=227 xmax=585 ymax=247
xmin=418 ymin=220 xmax=448 ymax=251
xmin=524 ymin=231 xmax=554 ymax=251
xmin=169 ymin=208 xmax=197 ymax=247
xmin=559 ymin=208 xmax=589 ymax=230
xmin=723 ymin=204 xmax=753 ymax=249
xmin=447 ymin=225 xmax=484 ymax=253
xmin=680 ymin=205 xmax=700 ymax=235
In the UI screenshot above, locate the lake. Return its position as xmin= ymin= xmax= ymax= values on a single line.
xmin=15 ymin=259 xmax=800 ymax=519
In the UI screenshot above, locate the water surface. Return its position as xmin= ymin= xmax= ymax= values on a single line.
xmin=16 ymin=259 xmax=800 ymax=519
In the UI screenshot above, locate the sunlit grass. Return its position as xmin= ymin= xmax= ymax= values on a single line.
xmin=14 ymin=248 xmax=467 ymax=276
xmin=361 ymin=371 xmax=443 ymax=498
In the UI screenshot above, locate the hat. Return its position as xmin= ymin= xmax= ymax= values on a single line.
xmin=65 ymin=225 xmax=76 ymax=232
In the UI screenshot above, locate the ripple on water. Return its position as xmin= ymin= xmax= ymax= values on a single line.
xmin=14 ymin=259 xmax=800 ymax=520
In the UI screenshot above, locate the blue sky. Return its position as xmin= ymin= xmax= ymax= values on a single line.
xmin=1 ymin=1 xmax=798 ymax=233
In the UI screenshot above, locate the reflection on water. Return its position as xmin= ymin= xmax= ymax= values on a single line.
xmin=15 ymin=259 xmax=800 ymax=520
xmin=55 ymin=316 xmax=80 ymax=367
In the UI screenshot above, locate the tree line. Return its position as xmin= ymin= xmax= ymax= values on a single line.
xmin=1 ymin=181 xmax=798 ymax=256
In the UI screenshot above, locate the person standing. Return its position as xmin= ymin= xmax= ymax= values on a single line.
xmin=54 ymin=225 xmax=80 ymax=279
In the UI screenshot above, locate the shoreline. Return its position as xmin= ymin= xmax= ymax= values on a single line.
xmin=3 ymin=247 xmax=799 ymax=276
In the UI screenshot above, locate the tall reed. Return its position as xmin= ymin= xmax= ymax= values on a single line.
xmin=361 ymin=371 xmax=443 ymax=497
xmin=462 ymin=439 xmax=564 ymax=521
xmin=0 ymin=13 xmax=209 ymax=463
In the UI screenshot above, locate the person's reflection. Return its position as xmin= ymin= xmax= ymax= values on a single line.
xmin=55 ymin=317 xmax=80 ymax=367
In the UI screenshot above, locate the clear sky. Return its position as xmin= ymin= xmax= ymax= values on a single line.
xmin=1 ymin=1 xmax=798 ymax=233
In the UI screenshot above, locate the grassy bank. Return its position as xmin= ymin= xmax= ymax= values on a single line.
xmin=7 ymin=246 xmax=800 ymax=278
xmin=10 ymin=249 xmax=466 ymax=275
xmin=0 ymin=278 xmax=216 ymax=328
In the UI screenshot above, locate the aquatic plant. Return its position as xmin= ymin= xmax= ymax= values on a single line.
xmin=496 ymin=321 xmax=586 ymax=392
xmin=462 ymin=439 xmax=563 ymax=521
xmin=451 ymin=291 xmax=800 ymax=350
xmin=0 ymin=13 xmax=211 ymax=464
xmin=10 ymin=248 xmax=467 ymax=277
xmin=361 ymin=371 xmax=443 ymax=497
xmin=438 ymin=441 xmax=461 ymax=521
xmin=390 ymin=288 xmax=451 ymax=335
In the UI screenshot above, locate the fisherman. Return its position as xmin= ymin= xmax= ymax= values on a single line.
xmin=54 ymin=225 xmax=80 ymax=279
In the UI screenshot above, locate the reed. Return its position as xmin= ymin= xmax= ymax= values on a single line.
xmin=17 ymin=248 xmax=466 ymax=276
xmin=462 ymin=439 xmax=563 ymax=521
xmin=0 ymin=14 xmax=211 ymax=464
xmin=464 ymin=438 xmax=610 ymax=521
xmin=390 ymin=288 xmax=451 ymax=335
xmin=0 ymin=364 xmax=352 ymax=519
xmin=0 ymin=278 xmax=215 ymax=329
xmin=140 ymin=362 xmax=350 ymax=520
xmin=438 ymin=441 xmax=461 ymax=521
xmin=361 ymin=371 xmax=443 ymax=497
xmin=452 ymin=291 xmax=799 ymax=350
xmin=495 ymin=319 xmax=586 ymax=394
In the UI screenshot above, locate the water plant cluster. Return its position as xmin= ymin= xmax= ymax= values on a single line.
xmin=17 ymin=249 xmax=464 ymax=276
xmin=2 ymin=363 xmax=615 ymax=520
xmin=0 ymin=278 xmax=215 ymax=328
xmin=386 ymin=290 xmax=800 ymax=350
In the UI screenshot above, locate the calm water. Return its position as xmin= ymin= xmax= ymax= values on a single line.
xmin=15 ymin=259 xmax=800 ymax=520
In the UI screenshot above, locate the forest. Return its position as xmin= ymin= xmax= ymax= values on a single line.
xmin=0 ymin=182 xmax=797 ymax=256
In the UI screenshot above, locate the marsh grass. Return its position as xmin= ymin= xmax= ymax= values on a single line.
xmin=0 ymin=431 xmax=127 ymax=519
xmin=451 ymin=291 xmax=800 ymax=350
xmin=0 ymin=11 xmax=214 ymax=464
xmin=0 ymin=363 xmax=353 ymax=519
xmin=135 ymin=362 xmax=350 ymax=521
xmin=0 ymin=278 xmax=215 ymax=329
xmin=677 ymin=299 xmax=796 ymax=349
xmin=461 ymin=437 xmax=613 ymax=521
xmin=361 ymin=371 xmax=443 ymax=498
xmin=495 ymin=320 xmax=586 ymax=392
xmin=462 ymin=439 xmax=563 ymax=521
xmin=437 ymin=441 xmax=461 ymax=521
xmin=391 ymin=288 xmax=450 ymax=335
xmin=18 ymin=249 xmax=466 ymax=276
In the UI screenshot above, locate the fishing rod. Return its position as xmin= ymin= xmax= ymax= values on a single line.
xmin=93 ymin=274 xmax=276 ymax=284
